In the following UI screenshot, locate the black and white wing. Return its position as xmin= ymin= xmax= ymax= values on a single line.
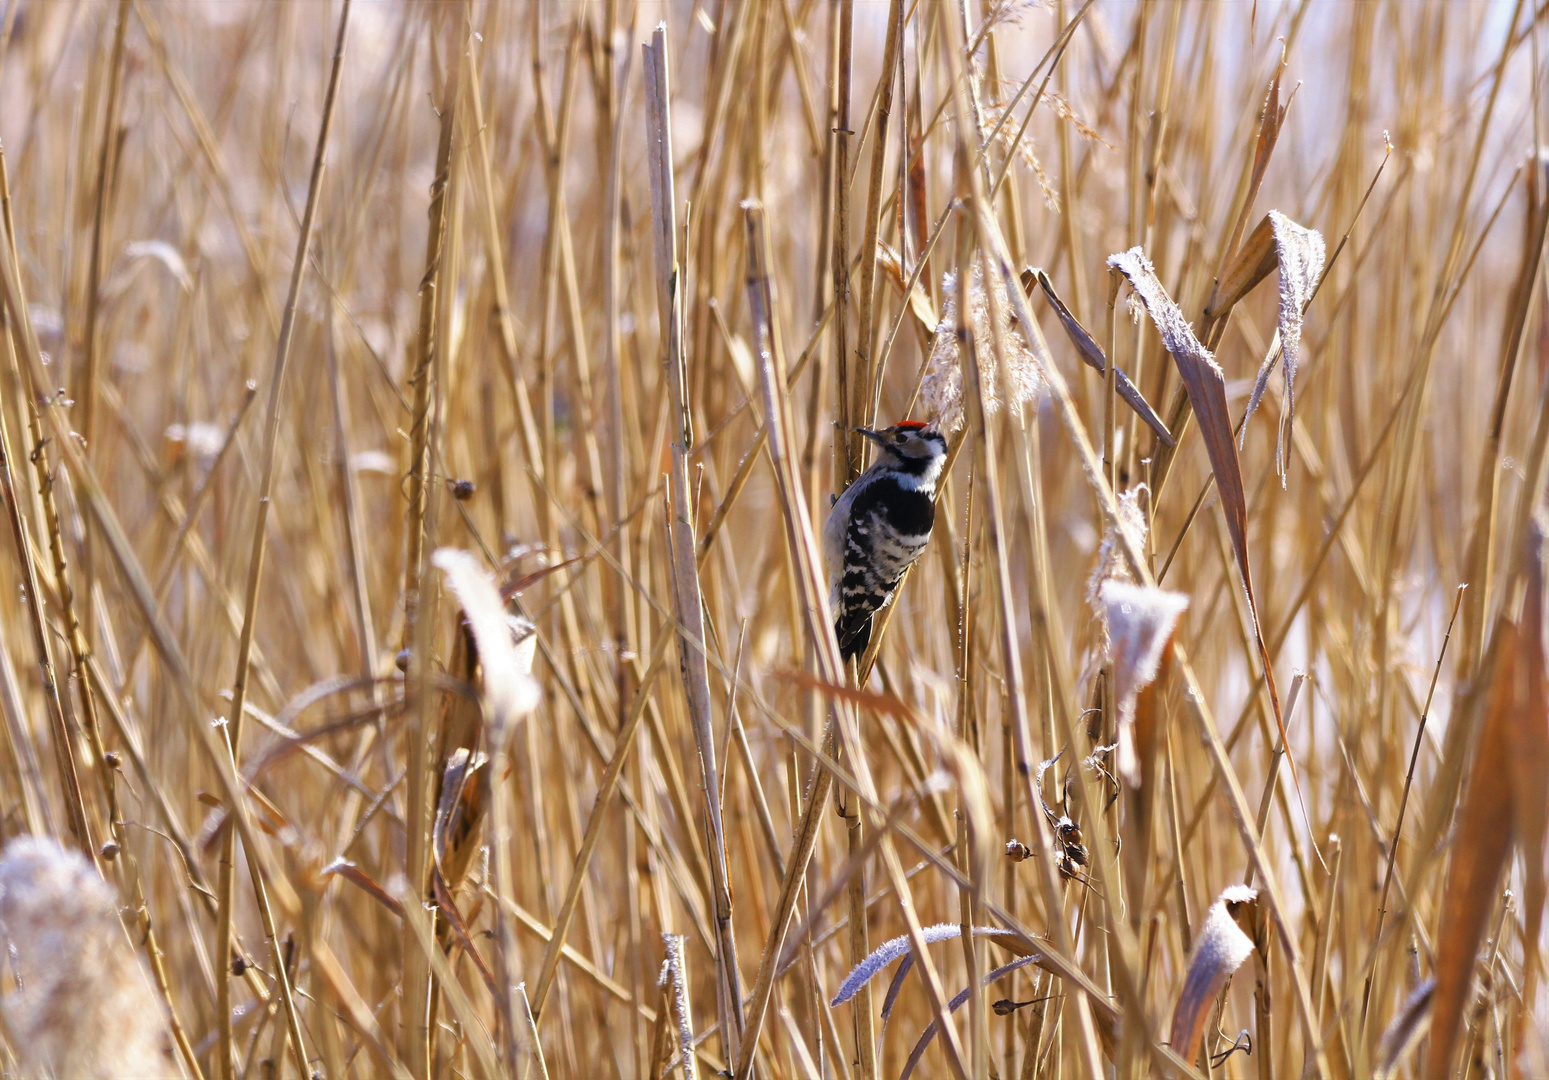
xmin=831 ymin=476 xmax=936 ymax=658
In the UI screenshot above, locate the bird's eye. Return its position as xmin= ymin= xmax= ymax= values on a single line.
xmin=894 ymin=432 xmax=906 ymax=442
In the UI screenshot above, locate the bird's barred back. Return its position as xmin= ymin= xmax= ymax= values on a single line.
xmin=834 ymin=480 xmax=935 ymax=656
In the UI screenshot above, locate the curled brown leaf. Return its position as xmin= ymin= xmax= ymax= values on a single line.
xmin=1239 ymin=211 xmax=1325 ymax=485
xmin=1169 ymin=885 xmax=1258 ymax=1062
xmin=1099 ymin=580 xmax=1190 ymax=784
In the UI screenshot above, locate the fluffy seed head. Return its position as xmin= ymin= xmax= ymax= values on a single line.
xmin=920 ymin=262 xmax=1043 ymax=434
xmin=1086 ymin=486 xmax=1149 ymax=613
xmin=0 ymin=836 xmax=175 ymax=1079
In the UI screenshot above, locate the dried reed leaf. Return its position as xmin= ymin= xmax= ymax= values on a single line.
xmin=1424 ymin=623 xmax=1526 ymax=1079
xmin=1154 ymin=63 xmax=1292 ymax=499
xmin=1244 ymin=70 xmax=1290 ymax=244
xmin=1238 ymin=211 xmax=1326 ymax=484
xmin=499 ymin=554 xmax=584 ymax=600
xmin=1207 ymin=214 xmax=1279 ymax=319
xmin=1169 ymin=885 xmax=1259 ymax=1062
xmin=898 ymin=956 xmax=1042 ymax=1080
xmin=1197 ymin=65 xmax=1292 ymax=334
xmin=1106 ymin=251 xmax=1244 ymax=569
xmin=1508 ymin=516 xmax=1549 ymax=1011
xmin=878 ymin=240 xmax=939 ymax=330
xmin=1099 ymin=580 xmax=1190 ymax=784
xmin=0 ymin=837 xmax=177 ymax=1079
xmin=1131 ymin=651 xmax=1169 ymax=794
xmin=1109 ymin=246 xmax=1295 ymax=789
xmin=323 ymin=857 xmax=408 ymax=919
xmin=1029 ymin=267 xmax=1174 ymax=445
xmin=119 ymin=239 xmax=194 ymax=293
xmin=1427 ymin=518 xmax=1549 ymax=1078
xmin=830 ymin=923 xmax=1017 ymax=1007
xmin=430 ymin=872 xmax=498 ymax=997
xmin=432 ymin=747 xmax=488 ymax=890
xmin=1025 ymin=267 xmax=1104 ymax=369
xmin=905 ymin=129 xmax=929 ymax=285
xmin=433 ymin=548 xmax=541 ymax=744
xmin=1375 ymin=978 xmax=1434 ymax=1080
xmin=436 ymin=621 xmax=484 ymax=767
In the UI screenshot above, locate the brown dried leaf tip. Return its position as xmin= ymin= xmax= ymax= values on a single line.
xmin=1169 ymin=885 xmax=1258 ymax=1064
xmin=0 ymin=836 xmax=177 ymax=1079
xmin=921 ymin=261 xmax=1044 ymax=434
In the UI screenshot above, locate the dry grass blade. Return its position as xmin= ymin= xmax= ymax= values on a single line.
xmin=1107 ymin=249 xmax=1242 ymax=563
xmin=1028 ymin=266 xmax=1173 ymax=445
xmin=1203 ymin=63 xmax=1291 ymax=330
xmin=1107 ymin=245 xmax=1298 ymax=808
xmin=1460 ymin=168 xmax=1549 ymax=681
xmin=1363 ymin=584 xmax=1466 ymax=1030
xmin=515 ymin=985 xmax=551 ymax=1080
xmin=643 ymin=23 xmax=743 ymax=1056
xmin=830 ymin=923 xmax=1019 ymax=1007
xmin=1423 ymin=526 xmax=1545 ymax=1079
xmin=0 ymin=6 xmax=1542 ymax=1078
xmin=1233 ymin=210 xmax=1332 ymax=480
xmin=1507 ymin=520 xmax=1549 ymax=1059
xmin=1207 ymin=213 xmax=1280 ymax=321
xmin=1154 ymin=61 xmax=1290 ymax=496
xmin=661 ymin=934 xmax=698 ymax=1080
xmin=1375 ymin=979 xmax=1434 ymax=1080
xmin=1237 ymin=211 xmax=1324 ymax=484
xmin=323 ymin=857 xmax=406 ymax=920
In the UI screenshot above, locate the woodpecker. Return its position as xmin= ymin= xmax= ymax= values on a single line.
xmin=823 ymin=421 xmax=949 ymax=660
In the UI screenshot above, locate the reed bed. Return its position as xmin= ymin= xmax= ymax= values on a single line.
xmin=0 ymin=1 xmax=1544 ymax=1077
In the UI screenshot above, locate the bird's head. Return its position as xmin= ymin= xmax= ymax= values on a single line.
xmin=857 ymin=420 xmax=948 ymax=471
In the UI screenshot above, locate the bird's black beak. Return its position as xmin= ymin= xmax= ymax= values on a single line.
xmin=855 ymin=427 xmax=888 ymax=448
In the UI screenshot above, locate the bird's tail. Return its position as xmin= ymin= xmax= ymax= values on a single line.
xmin=836 ymin=615 xmax=871 ymax=661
